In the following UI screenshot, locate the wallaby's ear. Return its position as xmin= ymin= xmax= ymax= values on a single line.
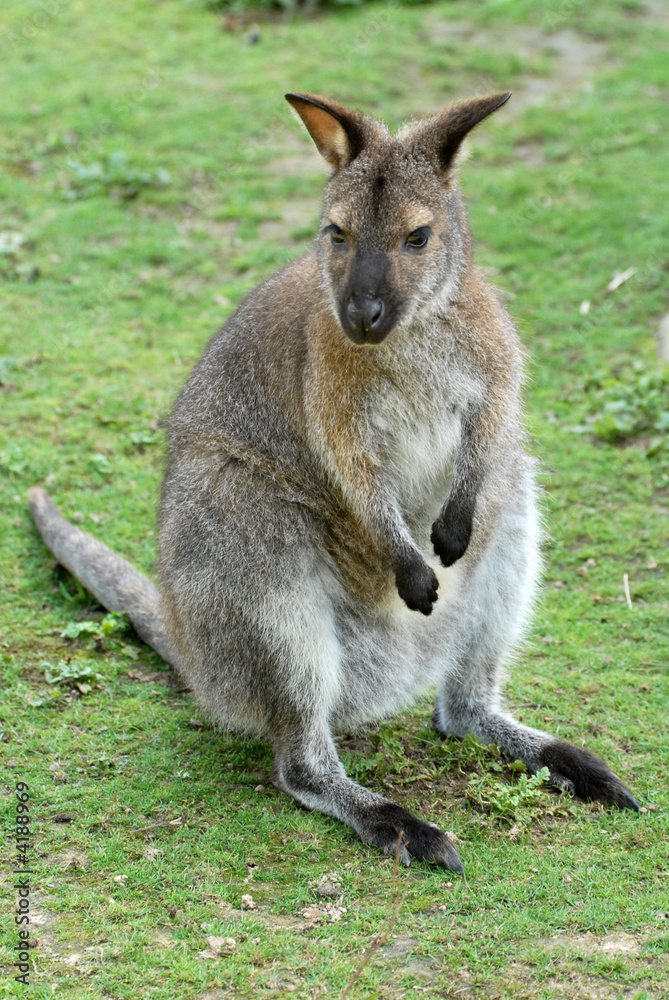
xmin=412 ymin=92 xmax=512 ymax=174
xmin=285 ymin=92 xmax=367 ymax=170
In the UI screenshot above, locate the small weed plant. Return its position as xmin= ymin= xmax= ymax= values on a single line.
xmin=41 ymin=659 xmax=102 ymax=692
xmin=62 ymin=151 xmax=171 ymax=201
xmin=567 ymin=361 xmax=669 ymax=456
xmin=467 ymin=766 xmax=578 ymax=826
xmin=60 ymin=610 xmax=131 ymax=642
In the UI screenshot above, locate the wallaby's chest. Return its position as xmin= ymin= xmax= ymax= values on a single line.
xmin=370 ymin=387 xmax=461 ymax=518
xmin=366 ymin=347 xmax=480 ymax=535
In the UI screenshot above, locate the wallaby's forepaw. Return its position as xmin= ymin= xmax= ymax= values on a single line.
xmin=539 ymin=739 xmax=640 ymax=810
xmin=359 ymin=802 xmax=463 ymax=872
xmin=431 ymin=512 xmax=472 ymax=567
xmin=395 ymin=556 xmax=439 ymax=615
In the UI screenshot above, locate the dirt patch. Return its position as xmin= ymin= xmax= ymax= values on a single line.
xmin=499 ymin=973 xmax=657 ymax=1000
xmin=51 ymin=848 xmax=88 ymax=871
xmin=505 ymin=29 xmax=607 ymax=113
xmin=514 ymin=141 xmax=549 ymax=166
xmin=656 ymin=311 xmax=669 ymax=362
xmin=257 ymin=198 xmax=321 ymax=245
xmin=260 ymin=131 xmax=325 ymax=237
xmin=426 ymin=22 xmax=608 ymax=116
xmin=178 ymin=217 xmax=239 ymax=243
xmin=378 ymin=934 xmax=440 ymax=983
xmin=217 ymin=901 xmax=311 ymax=933
xmin=29 ymin=904 xmax=59 ymax=953
xmin=270 ymin=145 xmax=324 ymax=180
xmin=537 ymin=930 xmax=644 ymax=955
xmin=489 ymin=931 xmax=667 ymax=999
xmin=642 ymin=0 xmax=669 ymax=27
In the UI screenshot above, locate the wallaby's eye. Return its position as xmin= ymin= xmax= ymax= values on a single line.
xmin=327 ymin=223 xmax=347 ymax=246
xmin=405 ymin=227 xmax=431 ymax=249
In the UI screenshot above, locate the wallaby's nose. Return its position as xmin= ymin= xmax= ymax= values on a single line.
xmin=346 ymin=296 xmax=385 ymax=337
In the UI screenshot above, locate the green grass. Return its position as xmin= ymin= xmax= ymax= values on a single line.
xmin=1 ymin=1 xmax=668 ymax=997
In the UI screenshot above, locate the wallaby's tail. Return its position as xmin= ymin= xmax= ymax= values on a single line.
xmin=28 ymin=487 xmax=180 ymax=669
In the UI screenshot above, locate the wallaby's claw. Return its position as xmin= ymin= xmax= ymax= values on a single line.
xmin=431 ymin=516 xmax=472 ymax=568
xmin=617 ymin=787 xmax=642 ymax=811
xmin=395 ymin=558 xmax=439 ymax=615
xmin=388 ymin=838 xmax=412 ymax=868
xmin=546 ymin=772 xmax=576 ymax=797
xmin=360 ymin=802 xmax=464 ymax=872
xmin=540 ymin=740 xmax=640 ymax=811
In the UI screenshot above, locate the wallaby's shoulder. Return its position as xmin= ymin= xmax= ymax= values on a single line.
xmin=167 ymin=249 xmax=329 ymax=445
xmin=197 ymin=247 xmax=323 ymax=369
xmin=446 ymin=263 xmax=524 ymax=380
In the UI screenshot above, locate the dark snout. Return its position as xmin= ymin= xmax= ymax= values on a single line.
xmin=339 ymin=251 xmax=397 ymax=345
xmin=345 ymin=295 xmax=385 ymax=341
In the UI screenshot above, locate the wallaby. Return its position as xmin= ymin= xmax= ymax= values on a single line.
xmin=29 ymin=91 xmax=639 ymax=873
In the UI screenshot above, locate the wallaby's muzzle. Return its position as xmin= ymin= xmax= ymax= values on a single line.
xmin=339 ymin=249 xmax=396 ymax=344
xmin=344 ymin=294 xmax=386 ymax=344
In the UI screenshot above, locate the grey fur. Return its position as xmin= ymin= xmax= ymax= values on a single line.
xmin=28 ymin=93 xmax=639 ymax=873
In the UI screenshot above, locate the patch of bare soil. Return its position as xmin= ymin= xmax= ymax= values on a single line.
xmin=214 ymin=900 xmax=318 ymax=933
xmin=260 ymin=131 xmax=325 ymax=239
xmin=29 ymin=896 xmax=107 ymax=978
xmin=642 ymin=0 xmax=669 ymax=26
xmin=50 ymin=848 xmax=88 ymax=871
xmin=537 ymin=930 xmax=644 ymax=955
xmin=375 ymin=933 xmax=440 ymax=986
xmin=257 ymin=198 xmax=322 ymax=245
xmin=656 ymin=311 xmax=669 ymax=362
xmin=269 ymin=139 xmax=324 ymax=181
xmin=488 ymin=931 xmax=668 ymax=1000
xmin=429 ymin=23 xmax=606 ymax=108
xmin=27 ymin=901 xmax=59 ymax=954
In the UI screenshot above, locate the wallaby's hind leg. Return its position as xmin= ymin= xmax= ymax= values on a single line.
xmin=433 ymin=495 xmax=639 ymax=811
xmin=435 ymin=697 xmax=639 ymax=810
xmin=434 ymin=612 xmax=639 ymax=809
xmin=160 ymin=467 xmax=464 ymax=872
xmin=272 ymin=720 xmax=463 ymax=872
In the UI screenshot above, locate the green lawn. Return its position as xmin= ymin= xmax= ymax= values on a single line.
xmin=1 ymin=1 xmax=668 ymax=997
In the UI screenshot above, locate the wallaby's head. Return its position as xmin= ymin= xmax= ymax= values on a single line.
xmin=286 ymin=91 xmax=511 ymax=345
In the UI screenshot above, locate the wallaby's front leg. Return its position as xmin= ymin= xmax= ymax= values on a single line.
xmin=431 ymin=468 xmax=480 ymax=567
xmin=372 ymin=490 xmax=439 ymax=615
xmin=272 ymin=721 xmax=463 ymax=871
xmin=431 ymin=409 xmax=485 ymax=568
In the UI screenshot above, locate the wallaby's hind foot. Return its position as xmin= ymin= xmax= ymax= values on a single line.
xmin=272 ymin=727 xmax=463 ymax=872
xmin=358 ymin=802 xmax=463 ymax=871
xmin=433 ymin=707 xmax=639 ymax=811
xmin=539 ymin=739 xmax=640 ymax=810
